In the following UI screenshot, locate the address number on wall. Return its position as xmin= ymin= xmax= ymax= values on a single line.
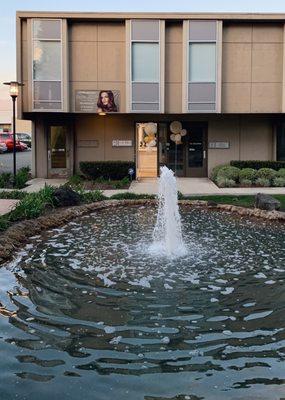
xmin=209 ymin=141 xmax=230 ymax=149
xmin=112 ymin=140 xmax=133 ymax=147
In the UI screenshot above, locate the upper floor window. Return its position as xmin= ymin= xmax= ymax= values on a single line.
xmin=187 ymin=20 xmax=218 ymax=112
xmin=129 ymin=20 xmax=163 ymax=112
xmin=32 ymin=19 xmax=62 ymax=111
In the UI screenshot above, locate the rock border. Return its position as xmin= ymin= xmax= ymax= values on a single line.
xmin=0 ymin=199 xmax=284 ymax=265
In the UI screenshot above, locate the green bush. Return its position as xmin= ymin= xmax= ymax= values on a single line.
xmin=110 ymin=192 xmax=155 ymax=200
xmin=9 ymin=186 xmax=56 ymax=222
xmin=277 ymin=168 xmax=285 ymax=178
xmin=216 ymin=166 xmax=240 ymax=182
xmin=273 ymin=177 xmax=285 ymax=187
xmin=239 ymin=168 xmax=257 ymax=183
xmin=0 ymin=190 xmax=27 ymax=199
xmin=113 ymin=177 xmax=130 ymax=189
xmin=216 ymin=177 xmax=237 ymax=188
xmin=0 ymin=172 xmax=12 ymax=188
xmin=80 ymin=161 xmax=135 ymax=180
xmin=68 ymin=174 xmax=83 ymax=187
xmin=231 ymin=160 xmax=285 ymax=170
xmin=210 ymin=164 xmax=227 ymax=182
xmin=80 ymin=190 xmax=107 ymax=203
xmin=240 ymin=178 xmax=252 ymax=187
xmin=256 ymin=168 xmax=277 ymax=181
xmin=14 ymin=167 xmax=30 ymax=189
xmin=255 ymin=177 xmax=271 ymax=187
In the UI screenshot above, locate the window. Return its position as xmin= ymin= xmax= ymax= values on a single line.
xmin=132 ymin=43 xmax=159 ymax=82
xmin=130 ymin=20 xmax=161 ymax=112
xmin=189 ymin=43 xmax=216 ymax=82
xmin=187 ymin=21 xmax=218 ymax=113
xmin=32 ymin=19 xmax=62 ymax=111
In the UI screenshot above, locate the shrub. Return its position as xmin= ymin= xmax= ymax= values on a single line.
xmin=0 ymin=190 xmax=27 ymax=200
xmin=0 ymin=172 xmax=12 ymax=188
xmin=240 ymin=178 xmax=253 ymax=187
xmin=14 ymin=167 xmax=30 ymax=189
xmin=216 ymin=166 xmax=240 ymax=182
xmin=80 ymin=161 xmax=136 ymax=180
xmin=273 ymin=177 xmax=285 ymax=187
xmin=277 ymin=168 xmax=285 ymax=178
xmin=9 ymin=186 xmax=56 ymax=221
xmin=239 ymin=168 xmax=257 ymax=183
xmin=113 ymin=177 xmax=130 ymax=189
xmin=256 ymin=168 xmax=277 ymax=181
xmin=80 ymin=190 xmax=107 ymax=203
xmin=68 ymin=174 xmax=83 ymax=187
xmin=230 ymin=160 xmax=285 ymax=170
xmin=255 ymin=177 xmax=270 ymax=187
xmin=216 ymin=177 xmax=237 ymax=188
xmin=210 ymin=164 xmax=227 ymax=182
xmin=110 ymin=192 xmax=155 ymax=200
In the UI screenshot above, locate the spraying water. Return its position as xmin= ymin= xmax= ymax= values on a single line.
xmin=150 ymin=166 xmax=187 ymax=258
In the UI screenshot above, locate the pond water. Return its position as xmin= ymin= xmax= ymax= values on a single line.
xmin=0 ymin=206 xmax=285 ymax=400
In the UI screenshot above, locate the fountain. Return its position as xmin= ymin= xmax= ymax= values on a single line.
xmin=150 ymin=165 xmax=187 ymax=257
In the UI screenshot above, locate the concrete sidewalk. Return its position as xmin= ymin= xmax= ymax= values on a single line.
xmin=1 ymin=177 xmax=285 ymax=198
xmin=0 ymin=199 xmax=20 ymax=216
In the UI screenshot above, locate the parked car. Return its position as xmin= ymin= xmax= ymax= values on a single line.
xmin=0 ymin=142 xmax=7 ymax=153
xmin=0 ymin=132 xmax=26 ymax=152
xmin=16 ymin=133 xmax=32 ymax=148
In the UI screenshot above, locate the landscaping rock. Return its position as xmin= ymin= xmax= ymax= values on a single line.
xmin=255 ymin=193 xmax=281 ymax=211
xmin=53 ymin=186 xmax=81 ymax=207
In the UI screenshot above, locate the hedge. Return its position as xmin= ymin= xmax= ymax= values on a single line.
xmin=79 ymin=161 xmax=136 ymax=180
xmin=230 ymin=160 xmax=285 ymax=170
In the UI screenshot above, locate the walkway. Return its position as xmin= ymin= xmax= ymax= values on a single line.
xmin=0 ymin=200 xmax=19 ymax=216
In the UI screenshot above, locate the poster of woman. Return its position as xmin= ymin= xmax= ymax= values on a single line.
xmin=97 ymin=90 xmax=118 ymax=113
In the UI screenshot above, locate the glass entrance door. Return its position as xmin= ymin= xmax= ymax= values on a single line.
xmin=185 ymin=126 xmax=207 ymax=177
xmin=159 ymin=123 xmax=207 ymax=177
xmin=48 ymin=126 xmax=70 ymax=177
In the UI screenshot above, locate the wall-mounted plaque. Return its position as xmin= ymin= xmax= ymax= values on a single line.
xmin=75 ymin=90 xmax=120 ymax=113
xmin=209 ymin=141 xmax=230 ymax=149
xmin=112 ymin=140 xmax=133 ymax=147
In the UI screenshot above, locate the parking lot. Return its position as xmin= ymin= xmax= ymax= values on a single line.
xmin=0 ymin=150 xmax=32 ymax=173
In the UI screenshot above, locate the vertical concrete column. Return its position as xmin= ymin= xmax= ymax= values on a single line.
xmin=125 ymin=20 xmax=131 ymax=113
xmin=216 ymin=21 xmax=223 ymax=113
xmin=62 ymin=19 xmax=69 ymax=112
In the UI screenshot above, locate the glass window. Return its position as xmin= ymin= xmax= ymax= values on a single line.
xmin=33 ymin=41 xmax=61 ymax=81
xmin=132 ymin=43 xmax=159 ymax=82
xmin=33 ymin=20 xmax=61 ymax=40
xmin=277 ymin=124 xmax=285 ymax=161
xmin=189 ymin=43 xmax=216 ymax=82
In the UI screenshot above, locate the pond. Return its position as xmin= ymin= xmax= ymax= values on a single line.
xmin=0 ymin=206 xmax=284 ymax=399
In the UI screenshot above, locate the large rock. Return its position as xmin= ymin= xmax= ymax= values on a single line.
xmin=53 ymin=186 xmax=81 ymax=207
xmin=255 ymin=193 xmax=281 ymax=211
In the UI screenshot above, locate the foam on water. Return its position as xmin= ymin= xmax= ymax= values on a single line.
xmin=150 ymin=166 xmax=187 ymax=258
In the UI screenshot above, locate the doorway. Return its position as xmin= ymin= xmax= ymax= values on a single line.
xmin=159 ymin=122 xmax=208 ymax=177
xmin=48 ymin=125 xmax=71 ymax=178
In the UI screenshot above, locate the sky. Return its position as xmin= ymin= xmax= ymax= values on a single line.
xmin=1 ymin=0 xmax=285 ymax=119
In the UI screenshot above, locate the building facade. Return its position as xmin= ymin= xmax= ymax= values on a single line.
xmin=16 ymin=12 xmax=285 ymax=178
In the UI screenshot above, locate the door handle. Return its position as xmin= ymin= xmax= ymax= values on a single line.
xmin=203 ymin=150 xmax=206 ymax=159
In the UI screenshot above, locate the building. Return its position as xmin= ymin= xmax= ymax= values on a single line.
xmin=16 ymin=11 xmax=285 ymax=179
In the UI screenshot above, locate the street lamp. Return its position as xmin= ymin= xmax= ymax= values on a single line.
xmin=3 ymin=81 xmax=24 ymax=185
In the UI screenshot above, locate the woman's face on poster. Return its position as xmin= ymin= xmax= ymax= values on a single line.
xmin=101 ymin=92 xmax=109 ymax=106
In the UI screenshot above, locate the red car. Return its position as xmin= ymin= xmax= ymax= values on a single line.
xmin=0 ymin=132 xmax=27 ymax=151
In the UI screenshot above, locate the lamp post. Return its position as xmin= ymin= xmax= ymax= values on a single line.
xmin=3 ymin=81 xmax=24 ymax=185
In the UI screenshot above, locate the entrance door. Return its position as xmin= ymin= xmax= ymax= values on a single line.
xmin=136 ymin=122 xmax=158 ymax=178
xmin=48 ymin=125 xmax=71 ymax=178
xmin=159 ymin=123 xmax=207 ymax=177
xmin=185 ymin=125 xmax=207 ymax=177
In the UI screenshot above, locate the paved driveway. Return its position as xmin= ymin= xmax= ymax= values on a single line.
xmin=0 ymin=150 xmax=32 ymax=173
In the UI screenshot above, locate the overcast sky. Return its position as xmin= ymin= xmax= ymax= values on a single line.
xmin=1 ymin=0 xmax=285 ymax=116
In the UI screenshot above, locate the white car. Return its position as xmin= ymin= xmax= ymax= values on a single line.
xmin=0 ymin=142 xmax=7 ymax=153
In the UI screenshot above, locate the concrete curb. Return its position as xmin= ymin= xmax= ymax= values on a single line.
xmin=0 ymin=199 xmax=284 ymax=265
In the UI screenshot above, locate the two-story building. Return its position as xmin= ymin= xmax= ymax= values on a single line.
xmin=16 ymin=11 xmax=285 ymax=178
